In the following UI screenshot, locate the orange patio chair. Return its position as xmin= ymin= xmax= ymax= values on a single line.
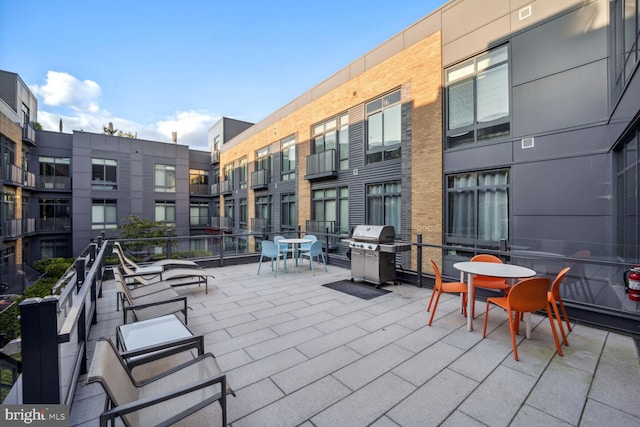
xmin=470 ymin=254 xmax=511 ymax=318
xmin=548 ymin=267 xmax=572 ymax=346
xmin=483 ymin=277 xmax=563 ymax=361
xmin=427 ymin=259 xmax=468 ymax=326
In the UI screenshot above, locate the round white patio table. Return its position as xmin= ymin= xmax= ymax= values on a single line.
xmin=453 ymin=261 xmax=536 ymax=333
xmin=277 ymin=238 xmax=312 ymax=272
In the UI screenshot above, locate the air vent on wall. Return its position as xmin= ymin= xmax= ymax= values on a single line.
xmin=519 ymin=5 xmax=532 ymax=20
xmin=521 ymin=137 xmax=535 ymax=149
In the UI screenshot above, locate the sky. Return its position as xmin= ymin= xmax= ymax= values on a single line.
xmin=0 ymin=0 xmax=445 ymax=151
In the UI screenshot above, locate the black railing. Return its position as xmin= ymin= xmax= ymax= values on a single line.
xmin=220 ymin=180 xmax=233 ymax=194
xmin=251 ymin=169 xmax=269 ymax=189
xmin=305 ymin=149 xmax=337 ymax=180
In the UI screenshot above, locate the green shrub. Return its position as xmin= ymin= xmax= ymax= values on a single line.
xmin=44 ymin=258 xmax=74 ymax=278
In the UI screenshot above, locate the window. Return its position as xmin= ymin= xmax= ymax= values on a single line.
xmin=39 ymin=156 xmax=71 ymax=189
xmin=313 ymin=114 xmax=349 ymax=170
xmin=224 ymin=198 xmax=234 ymax=227
xmin=190 ymin=202 xmax=209 ymax=226
xmin=615 ymin=128 xmax=640 ymax=261
xmin=281 ymin=135 xmax=296 ymax=181
xmin=155 ymin=164 xmax=176 ymax=192
xmin=239 ymin=158 xmax=248 ymax=189
xmin=92 ymin=199 xmax=117 ymax=230
xmin=446 ymin=169 xmax=509 ymax=245
xmin=255 ymin=195 xmax=272 ymax=233
xmin=366 ymin=91 xmax=401 ymax=164
xmin=255 ymin=146 xmax=272 ymax=183
xmin=446 ymin=45 xmax=510 ymax=148
xmin=189 ymin=169 xmax=209 ymax=195
xmin=281 ymin=193 xmax=296 ymax=232
xmin=239 ymin=198 xmax=247 ymax=230
xmin=155 ymin=201 xmax=176 ymax=225
xmin=367 ymin=182 xmax=401 ymax=234
xmin=92 ymin=158 xmax=118 ymax=190
xmin=41 ymin=240 xmax=69 ymax=260
xmin=39 ymin=198 xmax=71 ymax=231
xmin=312 ymin=187 xmax=349 ymax=234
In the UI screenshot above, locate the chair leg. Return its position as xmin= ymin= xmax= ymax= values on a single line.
xmin=545 ymin=305 xmax=563 ymax=357
xmin=426 ymin=287 xmax=436 ymax=313
xmin=558 ymin=299 xmax=572 ymax=331
xmin=507 ymin=309 xmax=519 ymax=361
xmin=321 ymin=253 xmax=327 ymax=272
xmin=428 ymin=291 xmax=442 ymax=326
xmin=482 ymin=299 xmax=491 ymax=337
xmin=257 ymin=256 xmax=263 ymax=275
xmin=550 ymin=300 xmax=569 ymax=346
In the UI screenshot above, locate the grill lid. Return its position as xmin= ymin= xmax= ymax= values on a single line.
xmin=351 ymin=225 xmax=395 ymax=243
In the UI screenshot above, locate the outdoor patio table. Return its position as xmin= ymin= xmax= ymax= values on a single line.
xmin=116 ymin=314 xmax=202 ymax=365
xmin=453 ymin=261 xmax=536 ymax=333
xmin=278 ymin=238 xmax=312 ymax=272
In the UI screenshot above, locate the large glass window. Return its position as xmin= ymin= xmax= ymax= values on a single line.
xmin=255 ymin=195 xmax=272 ymax=233
xmin=239 ymin=198 xmax=247 ymax=230
xmin=92 ymin=199 xmax=117 ymax=230
xmin=189 ymin=169 xmax=209 ymax=195
xmin=616 ymin=128 xmax=639 ymax=261
xmin=312 ymin=114 xmax=349 ymax=170
xmin=155 ymin=201 xmax=176 ymax=225
xmin=239 ymin=158 xmax=248 ymax=189
xmin=446 ymin=169 xmax=509 ymax=245
xmin=92 ymin=158 xmax=117 ymax=190
xmin=281 ymin=193 xmax=296 ymax=232
xmin=39 ymin=156 xmax=71 ymax=189
xmin=224 ymin=198 xmax=234 ymax=227
xmin=366 ymin=91 xmax=401 ymax=164
xmin=312 ymin=187 xmax=349 ymax=234
xmin=155 ymin=164 xmax=176 ymax=192
xmin=367 ymin=182 xmax=401 ymax=234
xmin=39 ymin=198 xmax=71 ymax=231
xmin=190 ymin=202 xmax=209 ymax=226
xmin=256 ymin=146 xmax=272 ymax=183
xmin=41 ymin=240 xmax=69 ymax=259
xmin=446 ymin=45 xmax=510 ymax=148
xmin=281 ymin=135 xmax=296 ymax=181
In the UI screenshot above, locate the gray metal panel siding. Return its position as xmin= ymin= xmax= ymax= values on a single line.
xmin=510 ymin=2 xmax=607 ymax=87
xmin=0 ymin=71 xmax=18 ymax=111
xmin=348 ymin=105 xmax=365 ymax=226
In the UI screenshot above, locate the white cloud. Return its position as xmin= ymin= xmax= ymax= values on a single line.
xmin=30 ymin=71 xmax=101 ymax=109
xmin=32 ymin=71 xmax=219 ymax=151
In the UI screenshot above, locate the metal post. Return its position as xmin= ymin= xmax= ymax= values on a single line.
xmin=75 ymin=258 xmax=85 ymax=290
xmin=89 ymin=243 xmax=96 ymax=262
xmin=417 ymin=234 xmax=423 ymax=288
xmin=20 ymin=296 xmax=60 ymax=403
xmin=219 ymin=235 xmax=225 ymax=267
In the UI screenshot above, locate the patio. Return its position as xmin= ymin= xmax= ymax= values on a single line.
xmin=70 ymin=261 xmax=640 ymax=426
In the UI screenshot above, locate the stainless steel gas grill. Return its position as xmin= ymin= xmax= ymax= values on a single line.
xmin=342 ymin=225 xmax=411 ymax=287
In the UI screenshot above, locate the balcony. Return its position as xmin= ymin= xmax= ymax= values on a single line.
xmin=211 ymin=216 xmax=233 ymax=231
xmin=22 ymin=123 xmax=36 ymax=145
xmin=211 ymin=182 xmax=220 ymax=196
xmin=210 ymin=150 xmax=220 ymax=164
xmin=23 ymin=171 xmax=36 ymax=188
xmin=2 ymin=220 xmax=21 ymax=238
xmin=250 ymin=217 xmax=270 ymax=235
xmin=250 ymin=169 xmax=269 ymax=190
xmin=220 ymin=180 xmax=233 ymax=195
xmin=189 ymin=183 xmax=210 ymax=195
xmin=39 ymin=176 xmax=72 ymax=190
xmin=305 ymin=149 xmax=338 ymax=181
xmin=37 ymin=218 xmax=72 ymax=232
xmin=3 ymin=165 xmax=22 ymax=186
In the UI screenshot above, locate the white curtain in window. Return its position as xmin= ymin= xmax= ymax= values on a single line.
xmin=448 ymin=174 xmax=474 ymax=238
xmin=477 ymin=172 xmax=508 ymax=240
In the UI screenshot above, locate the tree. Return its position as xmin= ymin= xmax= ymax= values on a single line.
xmin=118 ymin=215 xmax=176 ymax=260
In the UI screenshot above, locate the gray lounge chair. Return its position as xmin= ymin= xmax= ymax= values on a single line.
xmin=87 ymin=337 xmax=233 ymax=427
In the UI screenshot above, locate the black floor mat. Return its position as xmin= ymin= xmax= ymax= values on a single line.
xmin=323 ymin=280 xmax=391 ymax=300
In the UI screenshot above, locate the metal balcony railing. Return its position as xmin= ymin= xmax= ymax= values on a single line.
xmin=189 ymin=183 xmax=210 ymax=195
xmin=210 ymin=150 xmax=220 ymax=163
xmin=250 ymin=169 xmax=268 ymax=190
xmin=220 ymin=180 xmax=233 ymax=195
xmin=37 ymin=218 xmax=72 ymax=232
xmin=22 ymin=123 xmax=36 ymax=144
xmin=305 ymin=149 xmax=337 ymax=180
xmin=211 ymin=182 xmax=220 ymax=196
xmin=39 ymin=176 xmax=72 ymax=190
